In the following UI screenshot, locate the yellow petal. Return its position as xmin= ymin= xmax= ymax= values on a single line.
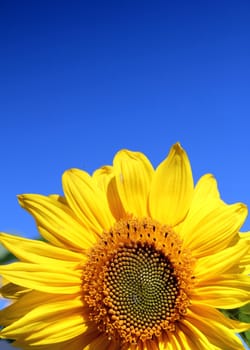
xmin=158 ymin=332 xmax=177 ymax=350
xmin=190 ymin=302 xmax=250 ymax=333
xmin=13 ymin=334 xmax=89 ymax=350
xmin=192 ymin=276 xmax=250 ymax=309
xmin=149 ymin=143 xmax=194 ymax=226
xmin=93 ymin=166 xmax=126 ymax=220
xmin=176 ymin=322 xmax=214 ymax=349
xmin=0 ymin=299 xmax=86 ymax=345
xmin=239 ymin=232 xmax=250 ymax=273
xmin=191 ymin=173 xmax=221 ymax=202
xmin=179 ymin=200 xmax=247 ymax=258
xmin=0 ymin=291 xmax=74 ymax=326
xmin=195 ymin=238 xmax=250 ymax=280
xmin=62 ymin=168 xmax=115 ymax=235
xmin=0 ymin=232 xmax=84 ymax=265
xmin=0 ymin=262 xmax=81 ymax=294
xmin=93 ymin=165 xmax=113 ymax=190
xmin=18 ymin=194 xmax=96 ymax=251
xmin=113 ymin=150 xmax=154 ymax=217
xmin=48 ymin=194 xmax=67 ymax=204
xmin=185 ymin=307 xmax=247 ymax=349
xmin=240 ymin=231 xmax=250 ymax=240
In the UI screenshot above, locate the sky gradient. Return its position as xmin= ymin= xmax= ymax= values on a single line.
xmin=0 ymin=1 xmax=250 ymax=349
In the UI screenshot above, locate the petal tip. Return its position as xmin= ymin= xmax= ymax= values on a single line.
xmin=237 ymin=203 xmax=248 ymax=218
xmin=17 ymin=194 xmax=25 ymax=207
xmin=172 ymin=142 xmax=183 ymax=152
xmin=170 ymin=143 xmax=188 ymax=159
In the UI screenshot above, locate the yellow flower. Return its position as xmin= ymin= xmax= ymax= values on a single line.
xmin=0 ymin=143 xmax=250 ymax=349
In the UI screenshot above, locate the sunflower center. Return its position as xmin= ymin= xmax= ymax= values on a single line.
xmin=105 ymin=243 xmax=178 ymax=339
xmin=82 ymin=218 xmax=195 ymax=345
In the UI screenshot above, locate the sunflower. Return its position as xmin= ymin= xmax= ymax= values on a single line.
xmin=0 ymin=143 xmax=250 ymax=350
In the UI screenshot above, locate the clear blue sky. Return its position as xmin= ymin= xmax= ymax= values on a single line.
xmin=0 ymin=1 xmax=250 ymax=349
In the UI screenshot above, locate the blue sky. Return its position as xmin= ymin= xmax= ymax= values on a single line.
xmin=0 ymin=1 xmax=250 ymax=349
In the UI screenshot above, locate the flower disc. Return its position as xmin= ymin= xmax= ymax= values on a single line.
xmin=82 ymin=217 xmax=194 ymax=345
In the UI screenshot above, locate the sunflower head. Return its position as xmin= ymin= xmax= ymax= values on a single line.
xmin=0 ymin=143 xmax=249 ymax=350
